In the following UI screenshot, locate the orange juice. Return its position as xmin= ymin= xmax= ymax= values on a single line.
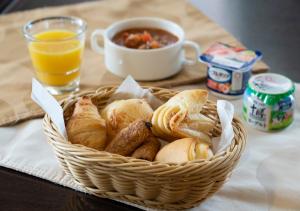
xmin=29 ymin=30 xmax=84 ymax=86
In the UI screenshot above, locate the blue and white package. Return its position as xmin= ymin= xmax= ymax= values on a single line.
xmin=200 ymin=42 xmax=262 ymax=99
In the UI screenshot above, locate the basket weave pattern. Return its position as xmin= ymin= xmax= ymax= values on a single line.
xmin=43 ymin=86 xmax=247 ymax=210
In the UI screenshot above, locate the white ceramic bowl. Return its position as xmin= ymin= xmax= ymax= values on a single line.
xmin=91 ymin=17 xmax=200 ymax=81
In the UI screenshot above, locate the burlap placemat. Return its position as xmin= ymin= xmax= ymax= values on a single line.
xmin=0 ymin=0 xmax=268 ymax=126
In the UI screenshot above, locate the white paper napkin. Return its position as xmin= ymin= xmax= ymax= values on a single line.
xmin=212 ymin=100 xmax=235 ymax=153
xmin=31 ymin=78 xmax=67 ymax=138
xmin=109 ymin=75 xmax=163 ymax=109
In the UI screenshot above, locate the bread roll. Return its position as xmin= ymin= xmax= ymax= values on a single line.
xmin=105 ymin=120 xmax=152 ymax=156
xmin=166 ymin=89 xmax=208 ymax=113
xmin=155 ymin=138 xmax=213 ymax=164
xmin=66 ymin=97 xmax=107 ymax=150
xmin=131 ymin=136 xmax=161 ymax=161
xmin=152 ymin=89 xmax=214 ymax=143
xmin=101 ymin=99 xmax=153 ymax=139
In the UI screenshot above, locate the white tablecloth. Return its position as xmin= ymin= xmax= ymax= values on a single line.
xmin=0 ymin=84 xmax=299 ymax=211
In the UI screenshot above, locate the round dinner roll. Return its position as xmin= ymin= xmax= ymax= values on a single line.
xmin=101 ymin=99 xmax=153 ymax=139
xmin=155 ymin=138 xmax=213 ymax=164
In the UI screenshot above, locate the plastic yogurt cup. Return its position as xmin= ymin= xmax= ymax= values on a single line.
xmin=200 ymin=43 xmax=262 ymax=99
xmin=243 ymin=73 xmax=295 ymax=131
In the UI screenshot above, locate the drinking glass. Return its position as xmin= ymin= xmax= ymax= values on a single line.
xmin=23 ymin=16 xmax=86 ymax=95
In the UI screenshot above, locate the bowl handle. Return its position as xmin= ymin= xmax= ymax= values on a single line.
xmin=91 ymin=29 xmax=105 ymax=54
xmin=183 ymin=40 xmax=201 ymax=65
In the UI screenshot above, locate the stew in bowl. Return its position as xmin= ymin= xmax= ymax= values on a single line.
xmin=112 ymin=28 xmax=178 ymax=49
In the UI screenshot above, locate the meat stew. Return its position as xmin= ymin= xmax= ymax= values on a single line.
xmin=112 ymin=28 xmax=178 ymax=50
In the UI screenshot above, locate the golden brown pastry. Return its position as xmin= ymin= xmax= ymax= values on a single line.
xmin=131 ymin=136 xmax=161 ymax=161
xmin=105 ymin=120 xmax=152 ymax=156
xmin=151 ymin=89 xmax=214 ymax=143
xmin=101 ymin=99 xmax=153 ymax=139
xmin=155 ymin=138 xmax=213 ymax=164
xmin=66 ymin=96 xmax=107 ymax=150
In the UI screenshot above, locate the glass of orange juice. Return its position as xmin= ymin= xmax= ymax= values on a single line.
xmin=23 ymin=16 xmax=86 ymax=95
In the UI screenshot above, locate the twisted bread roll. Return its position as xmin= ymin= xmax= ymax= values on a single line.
xmin=66 ymin=97 xmax=107 ymax=150
xmin=101 ymin=99 xmax=153 ymax=139
xmin=151 ymin=89 xmax=214 ymax=143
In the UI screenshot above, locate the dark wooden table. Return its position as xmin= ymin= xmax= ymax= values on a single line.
xmin=0 ymin=0 xmax=299 ymax=210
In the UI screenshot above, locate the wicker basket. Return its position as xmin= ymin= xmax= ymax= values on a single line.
xmin=43 ymin=86 xmax=246 ymax=210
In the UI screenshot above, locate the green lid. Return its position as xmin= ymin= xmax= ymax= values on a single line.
xmin=247 ymin=73 xmax=295 ymax=105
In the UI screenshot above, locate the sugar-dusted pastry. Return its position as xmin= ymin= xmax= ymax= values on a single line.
xmin=101 ymin=99 xmax=153 ymax=139
xmin=105 ymin=120 xmax=152 ymax=156
xmin=155 ymin=138 xmax=213 ymax=164
xmin=66 ymin=96 xmax=107 ymax=150
xmin=131 ymin=136 xmax=161 ymax=161
xmin=151 ymin=89 xmax=214 ymax=143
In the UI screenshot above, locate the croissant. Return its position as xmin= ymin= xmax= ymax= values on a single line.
xmin=101 ymin=99 xmax=153 ymax=139
xmin=151 ymin=89 xmax=214 ymax=143
xmin=155 ymin=138 xmax=213 ymax=164
xmin=66 ymin=96 xmax=107 ymax=150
